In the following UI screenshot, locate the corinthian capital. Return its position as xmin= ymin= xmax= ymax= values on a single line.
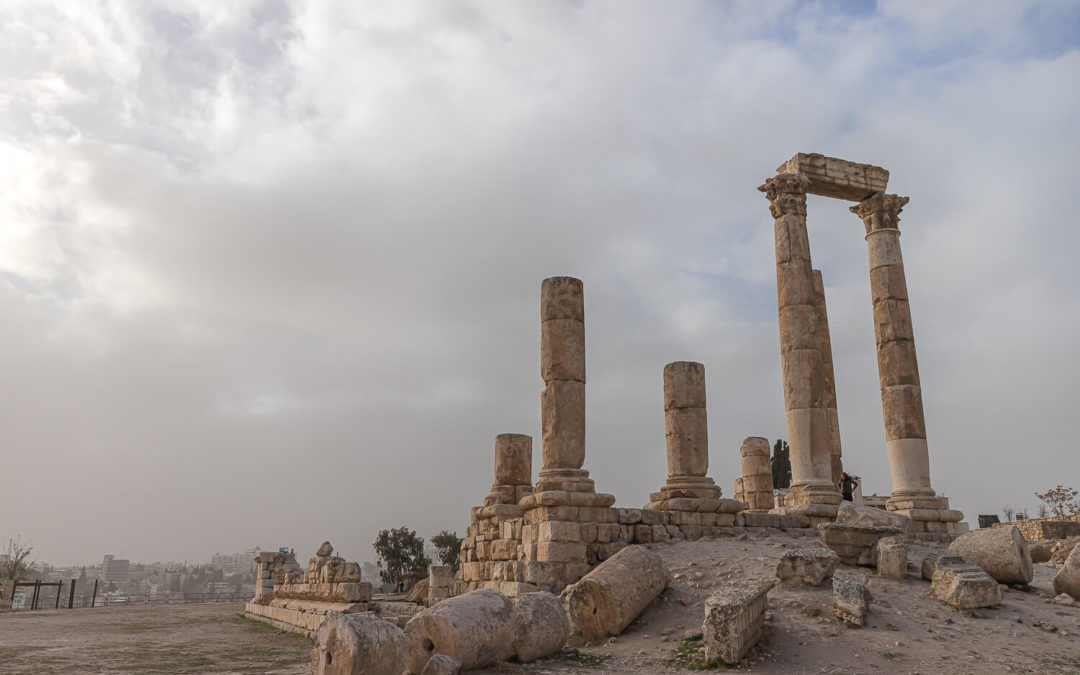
xmin=758 ymin=173 xmax=810 ymax=218
xmin=850 ymin=192 xmax=910 ymax=234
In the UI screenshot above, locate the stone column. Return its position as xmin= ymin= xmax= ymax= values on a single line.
xmin=485 ymin=434 xmax=534 ymax=507
xmin=759 ymin=174 xmax=840 ymax=515
xmin=850 ymin=193 xmax=946 ymax=513
xmin=739 ymin=437 xmax=775 ymax=512
xmin=648 ymin=362 xmax=721 ymax=502
xmin=810 ymin=270 xmax=843 ymax=487
xmin=537 ymin=276 xmax=594 ymax=494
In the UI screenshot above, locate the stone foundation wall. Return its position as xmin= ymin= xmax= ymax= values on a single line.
xmin=993 ymin=518 xmax=1080 ymax=541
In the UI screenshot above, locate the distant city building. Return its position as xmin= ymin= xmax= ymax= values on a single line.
xmin=101 ymin=555 xmax=130 ymax=583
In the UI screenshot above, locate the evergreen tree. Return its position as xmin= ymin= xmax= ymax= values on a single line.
xmin=771 ymin=439 xmax=792 ymax=489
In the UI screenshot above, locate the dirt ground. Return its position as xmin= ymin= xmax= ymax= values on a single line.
xmin=2 ymin=536 xmax=1079 ymax=674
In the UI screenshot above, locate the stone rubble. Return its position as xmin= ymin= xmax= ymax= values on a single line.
xmin=775 ymin=548 xmax=840 ymax=586
xmin=832 ymin=574 xmax=872 ymax=626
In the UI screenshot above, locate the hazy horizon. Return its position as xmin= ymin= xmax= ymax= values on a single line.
xmin=2 ymin=1 xmax=1079 ymax=567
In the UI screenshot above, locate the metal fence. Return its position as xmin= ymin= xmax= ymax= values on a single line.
xmin=7 ymin=579 xmax=248 ymax=611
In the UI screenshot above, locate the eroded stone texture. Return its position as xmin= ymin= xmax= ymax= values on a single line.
xmin=835 ymin=502 xmax=909 ymax=532
xmin=776 ymin=548 xmax=839 ymax=586
xmin=818 ymin=523 xmax=903 ymax=566
xmin=930 ymin=556 xmax=1003 ymax=609
xmin=739 ymin=437 xmax=774 ymax=512
xmin=564 ymin=545 xmax=669 ymax=642
xmin=309 ymin=611 xmax=408 ymax=675
xmin=419 ymin=655 xmax=461 ymax=675
xmin=810 ymin=270 xmax=843 ymax=486
xmin=510 ymin=591 xmax=570 ymax=662
xmin=948 ymin=526 xmax=1033 ymax=585
xmin=1051 ymin=543 xmax=1080 ymax=600
xmin=404 ymin=588 xmax=515 ymax=674
xmin=702 ymin=580 xmax=773 ymax=664
xmin=876 ymin=536 xmax=908 ymax=579
xmin=832 ymin=574 xmax=872 ymax=626
xmin=776 ymin=153 xmax=889 ymax=201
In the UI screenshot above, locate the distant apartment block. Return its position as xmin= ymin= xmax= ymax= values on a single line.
xmin=101 ymin=555 xmax=130 ymax=582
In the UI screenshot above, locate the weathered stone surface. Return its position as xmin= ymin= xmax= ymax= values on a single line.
xmin=1052 ymin=543 xmax=1080 ymax=600
xmin=664 ymin=407 xmax=708 ymax=477
xmin=818 ymin=523 xmax=902 ymax=565
xmin=420 ymin=654 xmax=461 ymax=675
xmin=930 ymin=556 xmax=1003 ymax=609
xmin=702 ymin=580 xmax=773 ymax=665
xmin=1029 ymin=541 xmax=1054 ymax=564
xmin=316 ymin=541 xmax=334 ymax=557
xmin=404 ymin=588 xmax=515 ymax=674
xmin=835 ymin=502 xmax=909 ymax=532
xmin=540 ymin=380 xmax=585 ymax=471
xmin=494 ymin=434 xmax=532 ymax=486
xmin=920 ymin=554 xmax=940 ymax=581
xmin=664 ymin=361 xmax=706 ymax=409
xmin=564 ymin=545 xmax=668 ymax=642
xmin=1050 ymin=536 xmax=1080 ymax=562
xmin=876 ymin=536 xmax=907 ymax=579
xmin=775 ymin=548 xmax=839 ymax=586
xmin=541 ymin=318 xmax=585 ymax=382
xmin=541 ymin=276 xmax=584 ymax=322
xmin=310 ymin=611 xmax=408 ymax=675
xmin=405 ymin=579 xmax=429 ymax=604
xmin=510 ymin=592 xmax=570 ymax=662
xmin=948 ymin=526 xmax=1033 ymax=585
xmin=776 ymin=153 xmax=889 ymax=201
xmin=832 ymin=574 xmax=871 ymax=626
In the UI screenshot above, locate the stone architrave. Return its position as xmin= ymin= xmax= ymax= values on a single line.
xmin=758 ymin=173 xmax=840 ymax=515
xmin=849 ymin=192 xmax=951 ymax=520
xmin=811 ymin=270 xmax=843 ymax=487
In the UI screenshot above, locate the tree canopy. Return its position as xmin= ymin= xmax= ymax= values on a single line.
xmin=430 ymin=530 xmax=463 ymax=572
xmin=373 ymin=526 xmax=430 ymax=584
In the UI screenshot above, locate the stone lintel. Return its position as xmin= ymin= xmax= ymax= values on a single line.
xmin=777 ymin=153 xmax=889 ymax=202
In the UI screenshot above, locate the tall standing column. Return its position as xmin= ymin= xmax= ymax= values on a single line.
xmin=647 ymin=362 xmax=721 ymax=503
xmin=759 ymin=174 xmax=841 ymax=515
xmin=811 ymin=270 xmax=843 ymax=487
xmin=850 ymin=193 xmax=945 ymax=512
xmin=537 ymin=276 xmax=594 ymax=494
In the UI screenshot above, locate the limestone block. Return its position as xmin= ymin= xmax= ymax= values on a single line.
xmin=541 ymin=380 xmax=585 ymax=470
xmin=869 ymin=257 xmax=909 ymax=303
xmin=835 ymin=502 xmax=909 ymax=532
xmin=663 ymin=361 xmax=706 ymax=409
xmin=866 ymin=230 xmax=904 ymax=270
xmin=317 ymin=541 xmax=334 ymax=557
xmin=1053 ymin=544 xmax=1080 ymax=599
xmin=741 ymin=474 xmax=773 ymax=493
xmin=930 ymin=556 xmax=1003 ymax=609
xmin=510 ymin=592 xmax=570 ymax=662
xmin=564 ymin=545 xmax=669 ymax=641
xmin=781 ymin=350 xmax=824 ymax=410
xmin=776 ymin=153 xmax=888 ymax=201
xmin=818 ymin=523 xmax=903 ymax=566
xmin=664 ymin=407 xmax=708 ymax=477
xmin=538 ymin=520 xmax=582 ymax=543
xmin=404 ymin=588 xmax=515 ymax=674
xmin=741 ymin=454 xmax=771 ymax=477
xmin=832 ymin=575 xmax=871 ymax=626
xmin=775 ymin=548 xmax=839 ymax=586
xmin=876 ymin=536 xmax=907 ymax=579
xmin=741 ymin=436 xmax=770 ymax=457
xmin=881 ymin=385 xmax=927 ymax=440
xmin=540 ymin=276 xmax=584 ymax=322
xmin=948 ymin=526 xmax=1033 ymax=585
xmin=618 ymin=508 xmax=642 ymax=524
xmin=778 ymin=306 xmax=821 ymax=354
xmin=340 ymin=563 xmax=363 ymax=583
xmin=873 ymin=298 xmax=914 ymax=343
xmin=776 ymin=260 xmax=817 ymax=307
xmin=876 ymin=340 xmax=920 ymax=387
xmin=494 ymin=434 xmax=532 ymax=486
xmin=702 ymin=580 xmax=773 ymax=664
xmin=541 ymin=319 xmax=585 ymax=382
xmin=773 ymin=213 xmax=811 ymax=263
xmin=536 ymin=541 xmax=586 ymax=563
xmin=420 ymin=655 xmax=461 ymax=675
xmin=310 ymin=611 xmax=408 ymax=675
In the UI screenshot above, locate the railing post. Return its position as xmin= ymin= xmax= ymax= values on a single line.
xmin=68 ymin=579 xmax=76 ymax=609
xmin=55 ymin=581 xmax=63 ymax=609
xmin=91 ymin=579 xmax=99 ymax=608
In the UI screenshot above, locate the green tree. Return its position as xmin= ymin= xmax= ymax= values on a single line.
xmin=430 ymin=530 xmax=463 ymax=572
xmin=373 ymin=526 xmax=430 ymax=585
xmin=0 ymin=536 xmax=35 ymax=584
xmin=771 ymin=439 xmax=791 ymax=489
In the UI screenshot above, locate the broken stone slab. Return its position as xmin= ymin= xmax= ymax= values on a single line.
xmin=832 ymin=574 xmax=872 ymax=626
xmin=818 ymin=522 xmax=902 ymax=565
xmin=1052 ymin=543 xmax=1080 ymax=600
xmin=702 ymin=580 xmax=773 ymax=665
xmin=930 ymin=556 xmax=1004 ymax=610
xmin=876 ymin=536 xmax=908 ymax=579
xmin=948 ymin=525 xmax=1033 ymax=585
xmin=510 ymin=591 xmax=570 ymax=662
xmin=775 ymin=548 xmax=840 ymax=586
xmin=563 ymin=545 xmax=669 ymax=642
xmin=309 ymin=610 xmax=408 ymax=675
xmin=403 ymin=588 xmax=515 ymax=674
xmin=835 ymin=502 xmax=909 ymax=532
xmin=420 ymin=654 xmax=461 ymax=675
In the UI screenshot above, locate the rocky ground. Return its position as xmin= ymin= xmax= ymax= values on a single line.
xmin=2 ymin=536 xmax=1078 ymax=673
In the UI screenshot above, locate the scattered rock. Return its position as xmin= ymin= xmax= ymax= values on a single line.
xmin=702 ymin=579 xmax=773 ymax=664
xmin=1051 ymin=594 xmax=1075 ymax=606
xmin=819 ymin=523 xmax=903 ymax=566
xmin=832 ymin=574 xmax=872 ymax=626
xmin=930 ymin=556 xmax=1003 ymax=610
xmin=776 ymin=548 xmax=840 ymax=586
xmin=948 ymin=526 xmax=1033 ymax=585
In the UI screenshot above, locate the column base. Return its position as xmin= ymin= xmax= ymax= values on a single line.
xmin=535 ymin=468 xmax=595 ymax=494
xmin=483 ymin=483 xmax=534 ymax=507
xmin=648 ymin=475 xmax=722 ymax=501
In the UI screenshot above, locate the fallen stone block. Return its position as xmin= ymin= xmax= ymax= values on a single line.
xmin=564 ymin=545 xmax=669 ymax=642
xmin=930 ymin=556 xmax=1003 ymax=609
xmin=948 ymin=526 xmax=1033 ymax=585
xmin=832 ymin=574 xmax=871 ymax=626
xmin=420 ymin=654 xmax=461 ymax=675
xmin=510 ymin=591 xmax=570 ymax=662
xmin=818 ymin=523 xmax=902 ymax=566
xmin=405 ymin=579 xmax=429 ymax=604
xmin=1051 ymin=537 xmax=1080 ymax=562
xmin=775 ymin=548 xmax=839 ymax=586
xmin=1052 ymin=543 xmax=1080 ymax=600
xmin=921 ymin=554 xmax=939 ymax=580
xmin=702 ymin=580 xmax=773 ymax=664
xmin=835 ymin=502 xmax=909 ymax=532
xmin=876 ymin=536 xmax=907 ymax=579
xmin=309 ymin=610 xmax=408 ymax=675
xmin=403 ymin=588 xmax=515 ymax=674
xmin=1029 ymin=541 xmax=1054 ymax=564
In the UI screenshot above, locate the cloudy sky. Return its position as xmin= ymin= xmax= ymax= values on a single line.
xmin=2 ymin=0 xmax=1078 ymax=566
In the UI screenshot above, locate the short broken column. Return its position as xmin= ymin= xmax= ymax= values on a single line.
xmin=310 ymin=611 xmax=408 ymax=675
xmin=404 ymin=589 xmax=516 ymax=673
xmin=739 ymin=437 xmax=774 ymax=512
xmin=485 ymin=433 xmax=534 ymax=507
xmin=564 ymin=545 xmax=669 ymax=642
xmin=702 ymin=580 xmax=773 ymax=664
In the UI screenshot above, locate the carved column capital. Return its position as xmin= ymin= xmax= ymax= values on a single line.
xmin=758 ymin=173 xmax=810 ymax=218
xmin=850 ymin=192 xmax=910 ymax=234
